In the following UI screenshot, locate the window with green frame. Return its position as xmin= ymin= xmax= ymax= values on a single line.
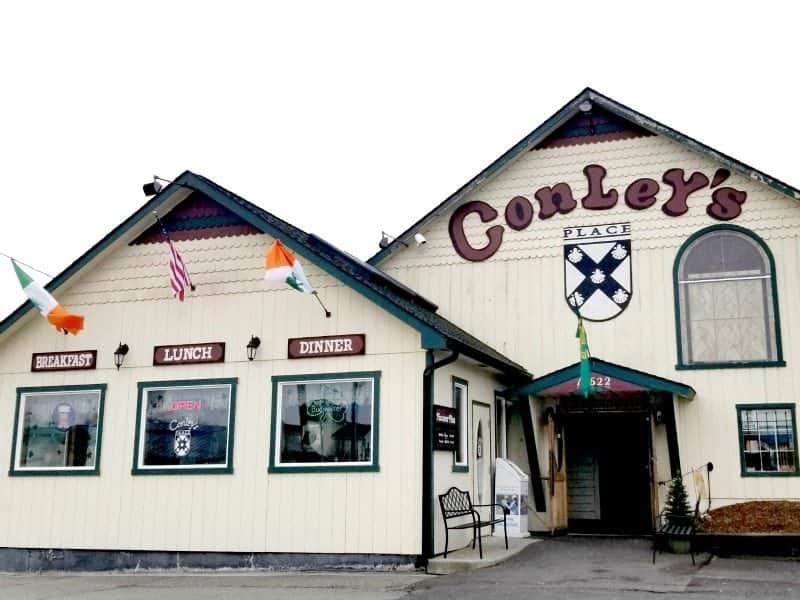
xmin=737 ymin=404 xmax=798 ymax=476
xmin=674 ymin=225 xmax=784 ymax=369
xmin=270 ymin=371 xmax=380 ymax=473
xmin=452 ymin=377 xmax=468 ymax=472
xmin=132 ymin=378 xmax=237 ymax=475
xmin=10 ymin=384 xmax=106 ymax=476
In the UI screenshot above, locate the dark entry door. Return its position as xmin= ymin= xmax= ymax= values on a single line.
xmin=566 ymin=413 xmax=652 ymax=533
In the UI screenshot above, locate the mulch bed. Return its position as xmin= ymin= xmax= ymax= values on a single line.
xmin=700 ymin=501 xmax=800 ymax=534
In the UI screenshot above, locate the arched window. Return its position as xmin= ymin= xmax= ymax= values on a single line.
xmin=674 ymin=225 xmax=784 ymax=368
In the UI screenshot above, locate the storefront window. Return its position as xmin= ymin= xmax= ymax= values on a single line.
xmin=11 ymin=385 xmax=105 ymax=475
xmin=270 ymin=372 xmax=380 ymax=472
xmin=675 ymin=226 xmax=783 ymax=368
xmin=133 ymin=379 xmax=236 ymax=474
xmin=737 ymin=404 xmax=798 ymax=476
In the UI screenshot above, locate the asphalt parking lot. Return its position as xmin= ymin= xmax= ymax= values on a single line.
xmin=408 ymin=536 xmax=800 ymax=599
xmin=1 ymin=537 xmax=798 ymax=600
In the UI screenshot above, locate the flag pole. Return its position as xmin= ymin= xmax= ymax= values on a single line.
xmin=312 ymin=291 xmax=332 ymax=318
xmin=153 ymin=211 xmax=196 ymax=292
xmin=571 ymin=292 xmax=591 ymax=398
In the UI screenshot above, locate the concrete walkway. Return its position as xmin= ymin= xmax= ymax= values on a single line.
xmin=0 ymin=571 xmax=431 ymax=600
xmin=427 ymin=535 xmax=539 ymax=574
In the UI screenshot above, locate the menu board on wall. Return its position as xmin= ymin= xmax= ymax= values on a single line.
xmin=433 ymin=405 xmax=457 ymax=451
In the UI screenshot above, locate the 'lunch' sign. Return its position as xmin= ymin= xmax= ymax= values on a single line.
xmin=153 ymin=342 xmax=226 ymax=366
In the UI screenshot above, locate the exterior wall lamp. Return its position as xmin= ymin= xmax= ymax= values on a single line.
xmin=114 ymin=343 xmax=129 ymax=370
xmin=378 ymin=231 xmax=409 ymax=250
xmin=246 ymin=335 xmax=261 ymax=361
xmin=142 ymin=175 xmax=173 ymax=197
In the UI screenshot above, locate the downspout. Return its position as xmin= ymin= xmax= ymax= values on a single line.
xmin=422 ymin=348 xmax=459 ymax=563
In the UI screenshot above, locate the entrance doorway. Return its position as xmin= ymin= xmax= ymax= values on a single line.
xmin=565 ymin=412 xmax=652 ymax=533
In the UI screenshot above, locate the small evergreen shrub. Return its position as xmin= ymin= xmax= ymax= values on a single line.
xmin=665 ymin=476 xmax=692 ymax=520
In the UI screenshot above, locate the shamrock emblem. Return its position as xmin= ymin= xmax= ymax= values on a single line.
xmin=612 ymin=289 xmax=629 ymax=304
xmin=567 ymin=248 xmax=584 ymax=264
xmin=590 ymin=269 xmax=606 ymax=284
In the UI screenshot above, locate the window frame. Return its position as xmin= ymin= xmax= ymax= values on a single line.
xmin=736 ymin=403 xmax=799 ymax=477
xmin=673 ymin=224 xmax=785 ymax=370
xmin=9 ymin=384 xmax=106 ymax=477
xmin=495 ymin=392 xmax=508 ymax=460
xmin=269 ymin=371 xmax=381 ymax=473
xmin=132 ymin=378 xmax=237 ymax=475
xmin=452 ymin=377 xmax=469 ymax=472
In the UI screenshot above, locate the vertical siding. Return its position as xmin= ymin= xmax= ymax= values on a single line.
xmin=381 ymin=133 xmax=800 ymax=512
xmin=0 ymin=232 xmax=425 ymax=554
xmin=431 ymin=359 xmax=504 ymax=554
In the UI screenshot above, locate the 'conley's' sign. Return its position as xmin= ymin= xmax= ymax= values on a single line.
xmin=449 ymin=164 xmax=747 ymax=261
xmin=153 ymin=342 xmax=226 ymax=366
xmin=288 ymin=334 xmax=366 ymax=359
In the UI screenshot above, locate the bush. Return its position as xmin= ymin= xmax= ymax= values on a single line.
xmin=665 ymin=477 xmax=692 ymax=520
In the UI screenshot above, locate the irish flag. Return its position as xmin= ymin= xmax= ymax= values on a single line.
xmin=576 ymin=317 xmax=590 ymax=397
xmin=12 ymin=260 xmax=84 ymax=335
xmin=264 ymin=240 xmax=314 ymax=294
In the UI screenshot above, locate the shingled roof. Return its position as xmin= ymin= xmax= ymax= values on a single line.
xmin=0 ymin=171 xmax=530 ymax=381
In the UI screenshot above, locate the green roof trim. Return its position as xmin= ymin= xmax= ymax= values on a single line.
xmin=511 ymin=357 xmax=695 ymax=400
xmin=0 ymin=172 xmax=530 ymax=382
xmin=368 ymin=87 xmax=800 ymax=266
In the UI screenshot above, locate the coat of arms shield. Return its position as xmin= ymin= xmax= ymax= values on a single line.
xmin=564 ymin=223 xmax=632 ymax=321
xmin=174 ymin=428 xmax=192 ymax=457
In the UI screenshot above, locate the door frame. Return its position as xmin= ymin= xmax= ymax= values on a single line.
xmin=472 ymin=400 xmax=493 ymax=512
xmin=564 ymin=411 xmax=654 ymax=533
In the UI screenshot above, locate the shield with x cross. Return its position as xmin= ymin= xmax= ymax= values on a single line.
xmin=564 ymin=224 xmax=632 ymax=321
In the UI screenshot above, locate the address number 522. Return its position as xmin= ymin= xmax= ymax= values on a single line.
xmin=576 ymin=376 xmax=611 ymax=389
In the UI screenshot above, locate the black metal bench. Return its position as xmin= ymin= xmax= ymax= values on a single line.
xmin=438 ymin=486 xmax=508 ymax=559
xmin=652 ymin=498 xmax=701 ymax=565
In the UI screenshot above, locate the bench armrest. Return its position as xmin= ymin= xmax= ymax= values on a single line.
xmin=473 ymin=502 xmax=509 ymax=515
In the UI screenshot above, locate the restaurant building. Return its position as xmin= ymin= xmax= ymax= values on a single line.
xmin=1 ymin=88 xmax=798 ymax=569
xmin=372 ymin=88 xmax=800 ymax=536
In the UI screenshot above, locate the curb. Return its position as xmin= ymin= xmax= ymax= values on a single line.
xmin=426 ymin=538 xmax=538 ymax=575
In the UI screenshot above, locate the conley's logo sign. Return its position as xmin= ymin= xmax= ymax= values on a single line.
xmin=449 ymin=164 xmax=745 ymax=262
xmin=564 ymin=223 xmax=632 ymax=322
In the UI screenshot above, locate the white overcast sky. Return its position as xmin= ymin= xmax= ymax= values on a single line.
xmin=1 ymin=2 xmax=798 ymax=320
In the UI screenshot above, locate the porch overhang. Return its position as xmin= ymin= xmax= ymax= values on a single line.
xmin=512 ymin=358 xmax=696 ymax=401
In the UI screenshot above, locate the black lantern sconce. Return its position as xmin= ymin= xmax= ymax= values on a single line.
xmin=113 ymin=342 xmax=129 ymax=370
xmin=142 ymin=175 xmax=172 ymax=197
xmin=246 ymin=335 xmax=261 ymax=361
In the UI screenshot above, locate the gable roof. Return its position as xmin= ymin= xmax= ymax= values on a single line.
xmin=511 ymin=357 xmax=695 ymax=401
xmin=368 ymin=87 xmax=800 ymax=266
xmin=0 ymin=171 xmax=530 ymax=381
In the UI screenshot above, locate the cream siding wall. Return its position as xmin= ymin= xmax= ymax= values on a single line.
xmin=431 ymin=358 xmax=504 ymax=554
xmin=0 ymin=232 xmax=426 ymax=554
xmin=381 ymin=134 xmax=800 ymax=512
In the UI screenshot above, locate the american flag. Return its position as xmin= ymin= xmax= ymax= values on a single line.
xmin=161 ymin=226 xmax=192 ymax=301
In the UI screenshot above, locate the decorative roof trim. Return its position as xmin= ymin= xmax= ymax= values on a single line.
xmin=510 ymin=357 xmax=695 ymax=400
xmin=0 ymin=172 xmax=529 ymax=380
xmin=368 ymin=87 xmax=800 ymax=266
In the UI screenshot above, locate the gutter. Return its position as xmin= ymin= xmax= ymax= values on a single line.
xmin=421 ymin=348 xmax=459 ymax=563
